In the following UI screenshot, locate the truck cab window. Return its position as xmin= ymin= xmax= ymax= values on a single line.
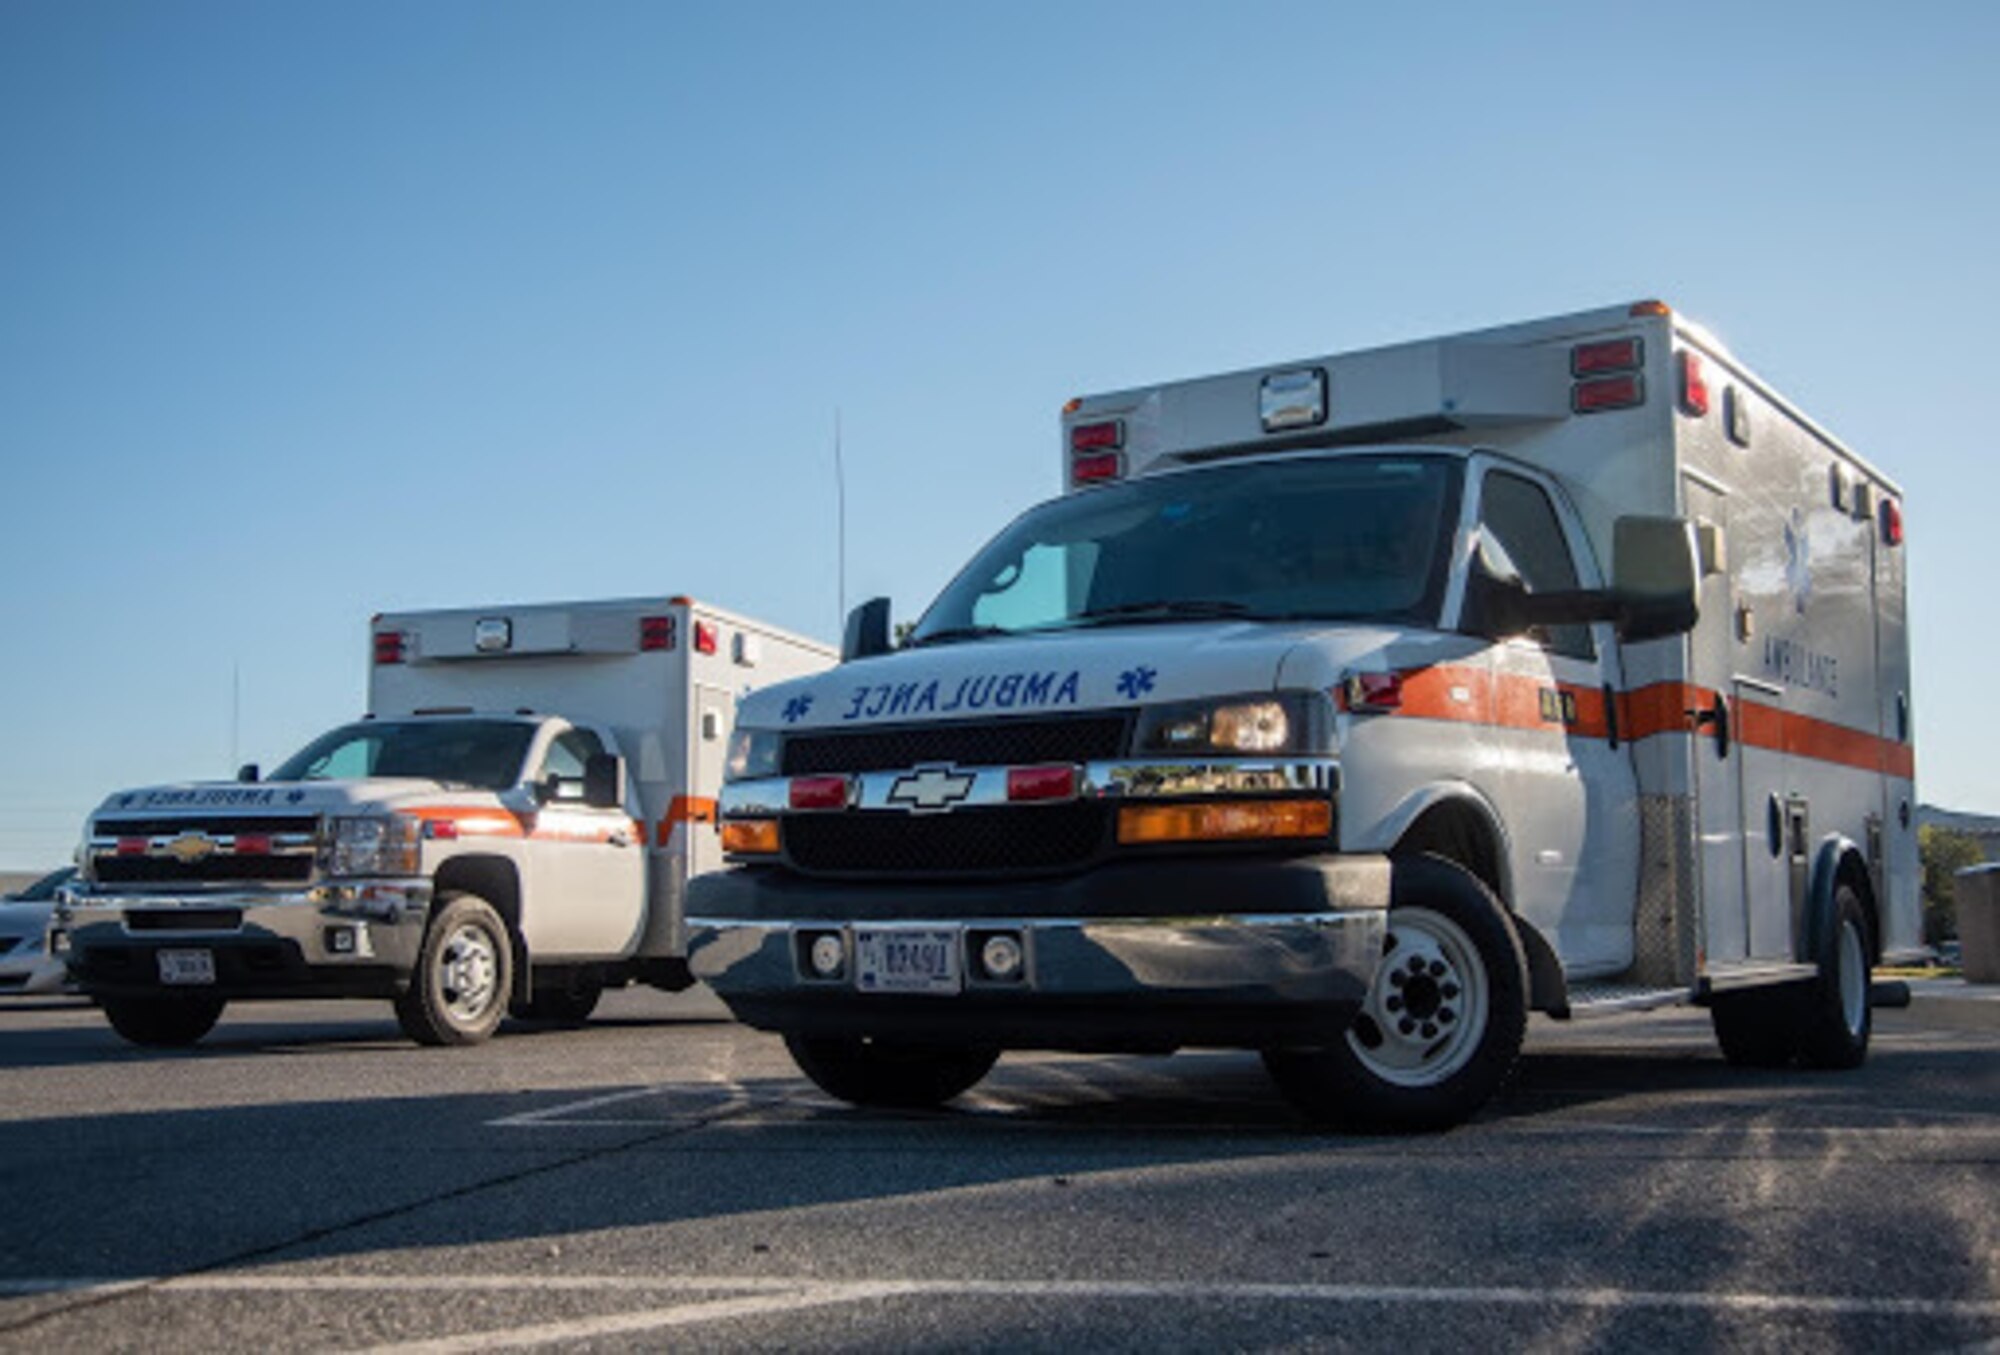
xmin=1477 ymin=470 xmax=1594 ymax=660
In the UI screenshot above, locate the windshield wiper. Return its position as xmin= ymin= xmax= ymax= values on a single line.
xmin=907 ymin=624 xmax=1010 ymax=649
xmin=1064 ymin=599 xmax=1258 ymax=628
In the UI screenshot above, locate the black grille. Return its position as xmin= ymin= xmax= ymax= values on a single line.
xmin=95 ymin=816 xmax=319 ymax=838
xmin=784 ymin=804 xmax=1110 ymax=878
xmin=126 ymin=909 xmax=245 ymax=931
xmin=783 ymin=716 xmax=1129 ymax=775
xmin=93 ymin=857 xmax=313 ymax=885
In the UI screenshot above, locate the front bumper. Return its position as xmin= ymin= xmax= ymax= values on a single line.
xmin=687 ymin=853 xmax=1389 ymax=1052
xmin=56 ymin=880 xmax=432 ymax=1000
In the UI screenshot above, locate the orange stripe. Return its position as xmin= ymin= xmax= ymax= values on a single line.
xmin=1349 ymin=670 xmax=1914 ymax=780
xmin=656 ymin=795 xmax=720 ymax=846
xmin=401 ymin=805 xmax=526 ymax=839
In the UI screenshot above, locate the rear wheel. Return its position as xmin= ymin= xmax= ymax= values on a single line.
xmin=1264 ymin=855 xmax=1527 ymax=1132
xmin=1710 ymin=986 xmax=1801 ymax=1067
xmin=784 ymin=1035 xmax=998 ymax=1109
xmin=1796 ymin=885 xmax=1873 ymax=1070
xmin=101 ymin=994 xmax=226 ymax=1048
xmin=395 ymin=893 xmax=513 ymax=1047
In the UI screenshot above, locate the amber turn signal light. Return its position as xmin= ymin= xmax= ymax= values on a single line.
xmin=1117 ymin=799 xmax=1332 ymax=845
xmin=720 ymin=819 xmax=780 ymax=855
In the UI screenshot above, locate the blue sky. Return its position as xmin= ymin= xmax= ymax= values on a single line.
xmin=3 ymin=1 xmax=1996 ymax=865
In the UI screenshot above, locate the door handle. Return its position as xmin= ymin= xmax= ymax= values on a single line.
xmin=1686 ymin=695 xmax=1731 ymax=758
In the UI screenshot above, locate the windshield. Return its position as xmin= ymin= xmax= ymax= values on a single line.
xmin=910 ymin=453 xmax=1463 ymax=645
xmin=268 ymin=720 xmax=536 ymax=791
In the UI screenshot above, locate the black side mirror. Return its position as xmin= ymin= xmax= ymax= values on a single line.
xmin=843 ymin=597 xmax=893 ymax=662
xmin=582 ymin=753 xmax=624 ymax=810
xmin=236 ymin=763 xmax=260 ymax=783
xmin=1612 ymin=516 xmax=1700 ymax=642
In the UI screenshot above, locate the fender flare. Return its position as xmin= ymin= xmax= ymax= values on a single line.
xmin=1378 ymin=783 xmax=1565 ymax=1013
xmin=1804 ymin=835 xmax=1876 ymax=966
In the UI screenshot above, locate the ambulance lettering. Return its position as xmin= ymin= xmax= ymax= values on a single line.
xmin=841 ymin=669 xmax=1082 ymax=721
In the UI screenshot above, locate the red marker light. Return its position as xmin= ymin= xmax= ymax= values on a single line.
xmin=1570 ymin=338 xmax=1644 ymax=377
xmin=116 ymin=837 xmax=149 ymax=857
xmin=423 ymin=819 xmax=459 ymax=841
xmin=788 ymin=776 xmax=851 ymax=811
xmin=1881 ymin=498 xmax=1904 ymax=546
xmin=1007 ymin=765 xmax=1077 ymax=802
xmin=1678 ymin=350 xmax=1710 ymax=417
xmin=694 ymin=621 xmax=718 ymax=655
xmin=1341 ymin=672 xmax=1404 ymax=713
xmin=639 ymin=615 xmax=675 ymax=651
xmin=1071 ymin=451 xmax=1123 ymax=484
xmin=1571 ymin=375 xmax=1645 ymax=414
xmin=1069 ymin=420 xmax=1124 ymax=452
xmin=232 ymin=833 xmax=272 ymax=856
xmin=373 ymin=631 xmax=405 ymax=665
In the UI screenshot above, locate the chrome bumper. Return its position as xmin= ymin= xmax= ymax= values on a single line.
xmin=689 ymin=910 xmax=1384 ymax=1006
xmin=56 ymin=881 xmax=433 ymax=990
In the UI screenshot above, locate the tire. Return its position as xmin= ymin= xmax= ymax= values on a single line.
xmin=101 ymin=994 xmax=226 ymax=1048
xmin=1710 ymin=985 xmax=1802 ymax=1068
xmin=1263 ymin=855 xmax=1528 ymax=1132
xmin=784 ymin=1034 xmax=999 ymax=1109
xmin=510 ymin=969 xmax=605 ymax=1026
xmin=394 ymin=893 xmax=513 ymax=1047
xmin=1795 ymin=884 xmax=1873 ymax=1070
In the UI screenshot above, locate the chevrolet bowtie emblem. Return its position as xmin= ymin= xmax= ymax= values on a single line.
xmin=163 ymin=831 xmax=218 ymax=864
xmin=887 ymin=766 xmax=976 ymax=813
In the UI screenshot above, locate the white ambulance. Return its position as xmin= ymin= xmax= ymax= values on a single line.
xmin=57 ymin=597 xmax=834 ymax=1048
xmin=687 ymin=300 xmax=1921 ymax=1130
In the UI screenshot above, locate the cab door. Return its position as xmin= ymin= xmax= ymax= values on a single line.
xmin=1469 ymin=460 xmax=1640 ymax=976
xmin=523 ymin=724 xmax=646 ymax=958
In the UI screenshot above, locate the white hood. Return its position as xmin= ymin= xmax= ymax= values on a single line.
xmin=737 ymin=621 xmax=1482 ymax=731
xmin=89 ymin=777 xmax=472 ymax=822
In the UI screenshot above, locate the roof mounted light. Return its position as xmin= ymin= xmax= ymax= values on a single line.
xmin=1259 ymin=368 xmax=1327 ymax=432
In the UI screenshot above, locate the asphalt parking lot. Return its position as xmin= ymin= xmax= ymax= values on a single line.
xmin=0 ymin=988 xmax=1993 ymax=1353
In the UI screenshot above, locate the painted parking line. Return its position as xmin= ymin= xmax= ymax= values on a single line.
xmin=7 ymin=1272 xmax=1997 ymax=1348
xmin=487 ymin=1083 xmax=751 ymax=1128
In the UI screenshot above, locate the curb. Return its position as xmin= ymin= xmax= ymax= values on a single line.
xmin=1897 ymin=979 xmax=2000 ymax=1033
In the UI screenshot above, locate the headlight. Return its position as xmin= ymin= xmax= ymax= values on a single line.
xmin=1132 ymin=692 xmax=1331 ymax=756
xmin=725 ymin=727 xmax=782 ymax=782
xmin=325 ymin=815 xmax=421 ymax=878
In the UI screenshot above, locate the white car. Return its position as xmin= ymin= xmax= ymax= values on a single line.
xmin=0 ymin=867 xmax=75 ymax=995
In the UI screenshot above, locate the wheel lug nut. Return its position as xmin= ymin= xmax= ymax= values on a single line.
xmin=1438 ymin=1008 xmax=1455 ymax=1024
xmin=1398 ymin=1018 xmax=1417 ymax=1035
xmin=1389 ymin=971 xmax=1406 ymax=988
xmin=1429 ymin=961 xmax=1446 ymax=978
xmin=1386 ymin=996 xmax=1403 ymax=1012
xmin=1408 ymin=956 xmax=1426 ymax=975
xmin=1442 ymin=982 xmax=1460 ymax=999
xmin=1422 ymin=1023 xmax=1438 ymax=1039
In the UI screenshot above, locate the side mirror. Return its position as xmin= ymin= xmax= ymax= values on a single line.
xmin=842 ymin=597 xmax=893 ymax=662
xmin=236 ymin=763 xmax=260 ymax=783
xmin=1612 ymin=515 xmax=1700 ymax=642
xmin=582 ymin=753 xmax=624 ymax=810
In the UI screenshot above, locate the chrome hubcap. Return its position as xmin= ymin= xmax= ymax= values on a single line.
xmin=1347 ymin=906 xmax=1489 ymax=1087
xmin=437 ymin=923 xmax=499 ymax=1023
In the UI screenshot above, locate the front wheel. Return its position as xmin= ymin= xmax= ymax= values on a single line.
xmin=395 ymin=893 xmax=513 ymax=1047
xmin=101 ymin=994 xmax=226 ymax=1048
xmin=1264 ymin=855 xmax=1528 ymax=1132
xmin=784 ymin=1035 xmax=999 ymax=1109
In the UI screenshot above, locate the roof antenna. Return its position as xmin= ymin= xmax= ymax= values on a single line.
xmin=834 ymin=407 xmax=847 ymax=629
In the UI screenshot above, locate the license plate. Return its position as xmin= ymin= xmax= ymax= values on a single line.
xmin=853 ymin=927 xmax=960 ymax=995
xmin=157 ymin=948 xmax=215 ymax=986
